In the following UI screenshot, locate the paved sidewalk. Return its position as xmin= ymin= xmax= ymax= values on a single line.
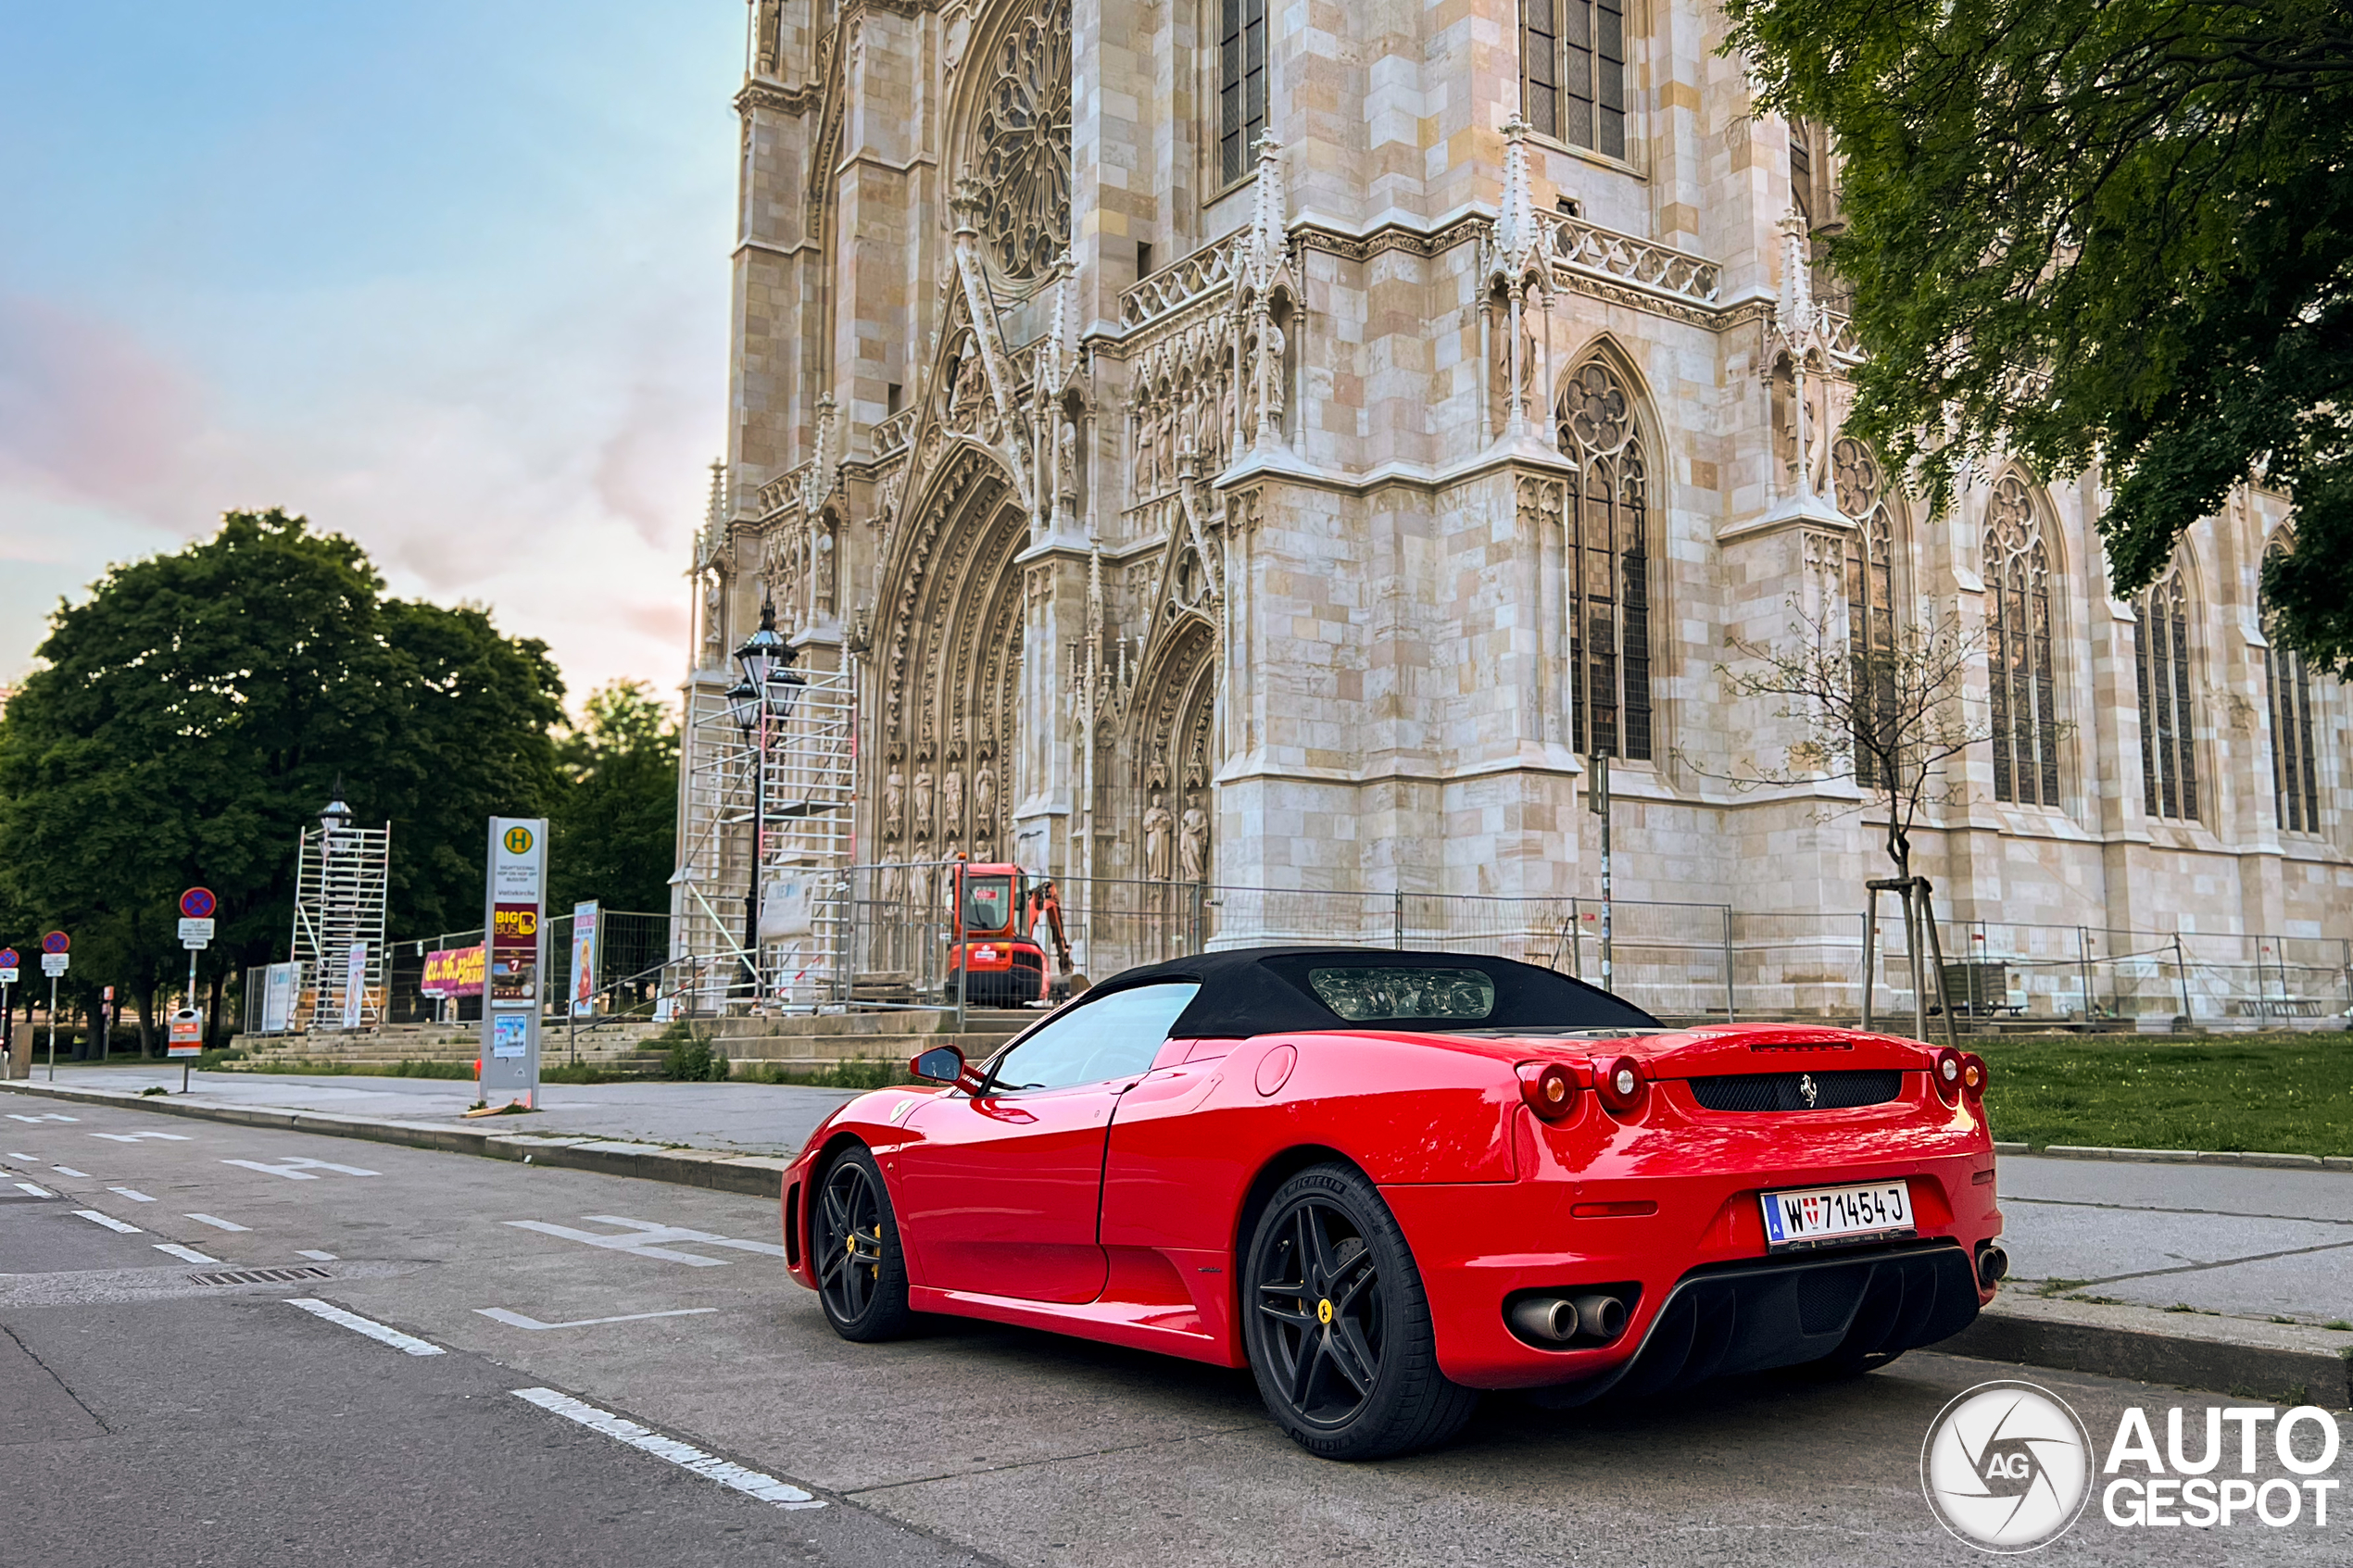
xmin=21 ymin=1066 xmax=2351 ymax=1329
xmin=17 ymin=1065 xmax=856 ymax=1159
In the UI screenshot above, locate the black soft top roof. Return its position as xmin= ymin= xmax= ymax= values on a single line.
xmin=1088 ymin=946 xmax=1659 ymax=1039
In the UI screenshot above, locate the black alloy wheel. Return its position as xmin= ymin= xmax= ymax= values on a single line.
xmin=812 ymin=1145 xmax=913 ymax=1341
xmin=1243 ymin=1163 xmax=1478 ymax=1460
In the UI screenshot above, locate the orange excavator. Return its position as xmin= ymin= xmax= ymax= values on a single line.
xmin=945 ymin=862 xmax=1076 ymax=1007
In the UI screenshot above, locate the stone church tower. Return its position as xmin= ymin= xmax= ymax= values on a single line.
xmin=680 ymin=0 xmax=2348 ymax=1013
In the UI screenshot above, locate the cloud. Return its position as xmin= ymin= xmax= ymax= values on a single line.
xmin=0 ymin=295 xmax=210 ymax=518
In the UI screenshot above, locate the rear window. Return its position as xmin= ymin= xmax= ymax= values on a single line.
xmin=1306 ymin=966 xmax=1497 ymax=1022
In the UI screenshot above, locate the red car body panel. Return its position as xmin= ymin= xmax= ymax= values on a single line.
xmin=782 ymin=1019 xmax=2002 ymax=1390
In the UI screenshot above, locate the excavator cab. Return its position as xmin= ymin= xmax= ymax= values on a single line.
xmin=945 ymin=862 xmax=1074 ymax=1008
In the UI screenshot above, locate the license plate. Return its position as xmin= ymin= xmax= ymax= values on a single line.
xmin=1758 ymin=1181 xmax=1914 ymax=1251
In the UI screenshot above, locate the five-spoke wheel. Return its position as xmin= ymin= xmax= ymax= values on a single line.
xmin=1243 ymin=1163 xmax=1477 ymax=1459
xmin=812 ymin=1145 xmax=912 ymax=1340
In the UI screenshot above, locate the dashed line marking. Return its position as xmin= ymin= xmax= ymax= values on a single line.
xmin=476 ymin=1306 xmax=719 ymax=1331
xmin=296 ymin=1249 xmax=337 ymax=1261
xmin=73 ymin=1210 xmax=142 ymax=1234
xmin=14 ymin=1182 xmax=53 ymax=1198
xmin=8 ymin=1113 xmax=76 ymax=1123
xmin=90 ymin=1131 xmax=184 ymax=1142
xmin=6 ymin=1150 xmax=42 ymax=1159
xmin=108 ymin=1186 xmax=156 ymax=1202
xmin=51 ymin=1165 xmax=91 ymax=1177
xmin=185 ymin=1213 xmax=250 ymax=1232
xmin=155 ymin=1243 xmax=220 ymax=1264
xmin=284 ymin=1298 xmax=444 ymax=1357
xmin=510 ymin=1387 xmax=824 ymax=1509
xmin=223 ymin=1156 xmax=379 ymax=1180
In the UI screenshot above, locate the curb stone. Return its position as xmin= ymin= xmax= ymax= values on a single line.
xmin=2018 ymin=1143 xmax=2344 ymax=1172
xmin=8 ymin=1078 xmax=2347 ymax=1407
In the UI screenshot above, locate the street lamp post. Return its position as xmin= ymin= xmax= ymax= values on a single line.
xmin=729 ymin=597 xmax=802 ymax=1007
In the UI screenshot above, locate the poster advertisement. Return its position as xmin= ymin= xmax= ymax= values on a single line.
xmin=490 ymin=1011 xmax=528 ymax=1059
xmin=421 ymin=945 xmax=485 ymax=998
xmin=570 ymin=901 xmax=599 ymax=1015
xmin=261 ymin=961 xmax=299 ymax=1034
xmin=340 ymin=941 xmax=368 ymax=1030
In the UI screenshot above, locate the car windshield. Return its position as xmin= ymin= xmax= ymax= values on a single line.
xmin=963 ymin=875 xmax=1013 ymax=933
xmin=1306 ymin=966 xmax=1496 ymax=1022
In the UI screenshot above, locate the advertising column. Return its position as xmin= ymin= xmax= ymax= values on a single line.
xmin=481 ymin=817 xmax=548 ymax=1109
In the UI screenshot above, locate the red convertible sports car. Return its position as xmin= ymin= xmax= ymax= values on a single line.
xmin=780 ymin=947 xmax=2004 ymax=1459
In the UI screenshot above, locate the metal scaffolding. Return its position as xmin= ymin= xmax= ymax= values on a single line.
xmin=673 ymin=659 xmax=858 ymax=1010
xmin=290 ymin=797 xmax=390 ymax=1031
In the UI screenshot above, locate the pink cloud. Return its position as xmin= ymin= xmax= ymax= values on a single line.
xmin=0 ymin=295 xmax=209 ymax=518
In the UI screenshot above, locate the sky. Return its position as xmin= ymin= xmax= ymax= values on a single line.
xmin=0 ymin=2 xmax=743 ymax=707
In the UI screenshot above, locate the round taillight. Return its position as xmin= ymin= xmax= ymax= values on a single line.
xmin=1593 ymin=1054 xmax=1645 ymax=1115
xmin=1516 ymin=1060 xmax=1579 ymax=1121
xmin=1931 ymin=1047 xmax=1963 ymax=1103
xmin=1960 ymin=1052 xmax=1988 ymax=1102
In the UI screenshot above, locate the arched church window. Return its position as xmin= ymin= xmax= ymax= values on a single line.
xmin=1557 ymin=359 xmax=1652 ymax=760
xmin=1833 ymin=438 xmax=1898 ymax=788
xmin=1219 ymin=0 xmax=1269 ymax=185
xmin=2133 ymin=564 xmax=2199 ymax=822
xmin=2263 ymin=539 xmax=2322 ymax=833
xmin=976 ymin=0 xmax=1072 ymax=280
xmin=1521 ymin=0 xmax=1628 ymax=161
xmin=1983 ymin=475 xmax=2062 ymax=807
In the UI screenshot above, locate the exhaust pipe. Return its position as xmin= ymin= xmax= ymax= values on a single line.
xmin=1509 ymin=1297 xmax=1579 ymax=1343
xmin=1507 ymin=1291 xmax=1630 ymax=1345
xmin=1569 ymin=1292 xmax=1629 ymax=1341
xmin=1977 ymin=1246 xmax=2009 ymax=1288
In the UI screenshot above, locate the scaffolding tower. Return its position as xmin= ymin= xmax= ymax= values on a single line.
xmin=290 ymin=797 xmax=391 ymax=1031
xmin=673 ymin=660 xmax=858 ymax=1010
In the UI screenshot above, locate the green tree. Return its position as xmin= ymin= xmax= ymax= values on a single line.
xmin=1725 ymin=0 xmax=2353 ymax=671
xmin=0 ymin=510 xmax=562 ymax=1046
xmin=548 ymin=680 xmax=679 ymax=916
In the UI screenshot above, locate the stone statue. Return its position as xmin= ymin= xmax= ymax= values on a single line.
xmin=876 ymin=857 xmax=902 ymax=908
xmin=1179 ymin=806 xmax=1209 ymax=882
xmin=1142 ymin=794 xmax=1174 ymax=881
xmin=883 ymin=769 xmax=906 ymax=842
xmin=813 ymin=526 xmax=836 ymax=615
xmin=701 ymin=574 xmax=725 ymax=665
xmin=909 ymin=857 xmax=933 ymax=914
xmin=939 ymin=770 xmax=964 ymax=842
xmin=912 ymin=769 xmax=935 ymax=841
xmin=974 ymin=761 xmax=996 ymax=835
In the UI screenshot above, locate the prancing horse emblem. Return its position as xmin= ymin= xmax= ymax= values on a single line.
xmin=1797 ymin=1073 xmax=1819 ymax=1109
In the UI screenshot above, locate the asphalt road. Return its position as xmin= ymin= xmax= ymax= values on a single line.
xmin=3 ymin=1103 xmax=2344 ymax=1566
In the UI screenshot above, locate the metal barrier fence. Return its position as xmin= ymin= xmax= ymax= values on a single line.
xmin=241 ymin=878 xmax=2350 ymax=1035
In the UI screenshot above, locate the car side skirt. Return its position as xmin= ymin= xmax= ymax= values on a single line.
xmin=906 ymin=1283 xmax=1249 ymax=1369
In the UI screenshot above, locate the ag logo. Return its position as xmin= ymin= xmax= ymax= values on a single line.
xmin=503 ymin=825 xmax=535 ymax=855
xmin=1921 ymin=1381 xmax=2093 ymax=1552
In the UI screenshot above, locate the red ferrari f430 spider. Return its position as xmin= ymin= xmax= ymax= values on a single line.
xmin=780 ymin=947 xmax=2004 ymax=1459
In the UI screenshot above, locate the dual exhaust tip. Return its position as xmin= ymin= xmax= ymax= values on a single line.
xmin=1508 ymin=1291 xmax=1629 ymax=1346
xmin=1977 ymin=1245 xmax=2008 ymax=1288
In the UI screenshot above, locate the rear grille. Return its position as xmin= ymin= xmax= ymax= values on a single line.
xmin=187 ymin=1267 xmax=333 ymax=1287
xmin=1688 ymin=1070 xmax=1903 ymax=1112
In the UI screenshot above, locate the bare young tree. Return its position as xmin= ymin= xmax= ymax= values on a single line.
xmin=1701 ymin=598 xmax=1990 ymax=1041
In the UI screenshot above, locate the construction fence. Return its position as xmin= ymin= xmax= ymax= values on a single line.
xmin=243 ymin=875 xmax=2352 ymax=1035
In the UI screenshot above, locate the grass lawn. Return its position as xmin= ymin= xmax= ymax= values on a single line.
xmin=1976 ymin=1032 xmax=2353 ymax=1157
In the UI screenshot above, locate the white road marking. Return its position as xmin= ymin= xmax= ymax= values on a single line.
xmin=51 ymin=1165 xmax=91 ymax=1177
xmin=15 ymin=1182 xmax=52 ymax=1198
xmin=107 ymin=1186 xmax=156 ymax=1202
xmin=9 ymin=1112 xmax=77 ymax=1123
xmin=90 ymin=1130 xmax=185 ymax=1142
xmin=73 ymin=1210 xmax=142 ymax=1234
xmin=6 ymin=1150 xmax=42 ymax=1159
xmin=284 ymin=1298 xmax=445 ymax=1356
xmin=296 ymin=1249 xmax=337 ymax=1261
xmin=502 ymin=1215 xmax=788 ymax=1268
xmin=222 ymin=1156 xmax=379 ymax=1180
xmin=475 ymin=1306 xmax=720 ymax=1331
xmin=185 ymin=1212 xmax=251 ymax=1232
xmin=509 ymin=1387 xmax=823 ymax=1509
xmin=155 ymin=1243 xmax=220 ymax=1263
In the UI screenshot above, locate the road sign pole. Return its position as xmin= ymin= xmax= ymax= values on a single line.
xmin=45 ymin=975 xmax=57 ymax=1082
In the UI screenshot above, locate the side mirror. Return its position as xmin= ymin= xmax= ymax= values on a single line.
xmin=911 ymin=1046 xmax=963 ymax=1084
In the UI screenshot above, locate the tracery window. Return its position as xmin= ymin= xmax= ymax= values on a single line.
xmin=975 ymin=0 xmax=1073 ymax=280
xmin=1558 ymin=360 xmax=1652 ymax=760
xmin=2133 ymin=565 xmax=2199 ymax=822
xmin=1983 ymin=475 xmax=2062 ymax=807
xmin=1833 ymin=439 xmax=1897 ymax=788
xmin=1521 ymin=0 xmax=1628 ymax=161
xmin=2263 ymin=540 xmax=2322 ymax=832
xmin=1219 ymin=0 xmax=1269 ymax=186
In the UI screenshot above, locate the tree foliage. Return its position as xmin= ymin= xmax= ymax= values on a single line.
xmin=1726 ymin=0 xmax=2353 ymax=671
xmin=0 ymin=511 xmax=563 ymax=1031
xmin=548 ymin=680 xmax=680 ymax=916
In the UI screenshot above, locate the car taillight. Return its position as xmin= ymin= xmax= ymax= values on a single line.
xmin=1931 ymin=1047 xmax=1963 ymax=1105
xmin=1592 ymin=1054 xmax=1645 ymax=1116
xmin=1516 ymin=1060 xmax=1586 ymax=1121
xmin=1960 ymin=1051 xmax=1987 ymax=1103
